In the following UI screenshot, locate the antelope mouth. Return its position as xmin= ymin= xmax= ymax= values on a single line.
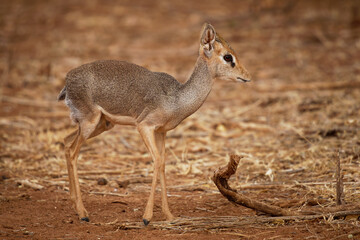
xmin=236 ymin=77 xmax=251 ymax=83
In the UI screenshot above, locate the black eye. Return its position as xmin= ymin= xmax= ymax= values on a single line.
xmin=223 ymin=54 xmax=233 ymax=62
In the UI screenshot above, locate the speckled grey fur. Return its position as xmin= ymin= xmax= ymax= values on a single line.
xmin=59 ymin=57 xmax=212 ymax=130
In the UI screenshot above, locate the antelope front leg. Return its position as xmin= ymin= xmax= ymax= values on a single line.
xmin=138 ymin=125 xmax=165 ymax=225
xmin=156 ymin=132 xmax=174 ymax=221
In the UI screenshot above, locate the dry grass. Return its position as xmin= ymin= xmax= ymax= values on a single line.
xmin=0 ymin=0 xmax=360 ymax=237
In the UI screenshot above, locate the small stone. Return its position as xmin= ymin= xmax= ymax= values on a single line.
xmin=116 ymin=180 xmax=130 ymax=188
xmin=216 ymin=124 xmax=227 ymax=132
xmin=62 ymin=219 xmax=73 ymax=224
xmin=97 ymin=178 xmax=108 ymax=185
xmin=0 ymin=173 xmax=10 ymax=181
xmin=348 ymin=234 xmax=353 ymax=239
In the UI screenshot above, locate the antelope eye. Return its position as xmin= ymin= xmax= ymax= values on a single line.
xmin=223 ymin=54 xmax=233 ymax=62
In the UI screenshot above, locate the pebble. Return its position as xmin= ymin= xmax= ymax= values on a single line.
xmin=97 ymin=178 xmax=108 ymax=185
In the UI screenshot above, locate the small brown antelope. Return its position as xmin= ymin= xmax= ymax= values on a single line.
xmin=58 ymin=23 xmax=250 ymax=225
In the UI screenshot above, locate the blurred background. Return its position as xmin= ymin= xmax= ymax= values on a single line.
xmin=0 ymin=0 xmax=359 ymax=239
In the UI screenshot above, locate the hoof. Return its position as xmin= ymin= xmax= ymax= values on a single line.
xmin=81 ymin=217 xmax=90 ymax=222
xmin=143 ymin=218 xmax=150 ymax=226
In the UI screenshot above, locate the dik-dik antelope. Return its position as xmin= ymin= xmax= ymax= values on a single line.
xmin=58 ymin=23 xmax=251 ymax=225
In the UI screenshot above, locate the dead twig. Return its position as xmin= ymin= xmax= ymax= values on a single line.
xmin=49 ymin=165 xmax=150 ymax=177
xmin=333 ymin=230 xmax=360 ymax=240
xmin=255 ymin=80 xmax=360 ymax=93
xmin=212 ymin=154 xmax=360 ymax=219
xmin=1 ymin=95 xmax=58 ymax=108
xmin=238 ymin=181 xmax=360 ymax=190
xmin=89 ymin=191 xmax=128 ymax=197
xmin=17 ymin=179 xmax=44 ymax=190
xmin=212 ymin=154 xmax=297 ymax=216
xmin=336 ymin=150 xmax=344 ymax=205
xmin=115 ymin=210 xmax=360 ymax=231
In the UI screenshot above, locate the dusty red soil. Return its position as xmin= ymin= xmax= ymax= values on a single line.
xmin=1 ymin=0 xmax=360 ymax=239
xmin=1 ymin=180 xmax=358 ymax=240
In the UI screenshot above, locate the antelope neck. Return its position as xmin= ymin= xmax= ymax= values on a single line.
xmin=177 ymin=56 xmax=214 ymax=118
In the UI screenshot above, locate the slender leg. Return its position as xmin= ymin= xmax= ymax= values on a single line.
xmin=137 ymin=125 xmax=163 ymax=225
xmin=64 ymin=127 xmax=88 ymax=221
xmin=64 ymin=114 xmax=109 ymax=222
xmin=156 ymin=132 xmax=174 ymax=221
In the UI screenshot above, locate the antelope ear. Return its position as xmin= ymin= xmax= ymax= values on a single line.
xmin=200 ymin=23 xmax=216 ymax=58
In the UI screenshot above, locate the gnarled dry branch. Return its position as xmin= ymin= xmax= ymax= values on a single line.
xmin=212 ymin=154 xmax=360 ymax=219
xmin=212 ymin=154 xmax=298 ymax=216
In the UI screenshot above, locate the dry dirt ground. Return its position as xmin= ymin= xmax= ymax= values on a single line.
xmin=1 ymin=0 xmax=360 ymax=239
